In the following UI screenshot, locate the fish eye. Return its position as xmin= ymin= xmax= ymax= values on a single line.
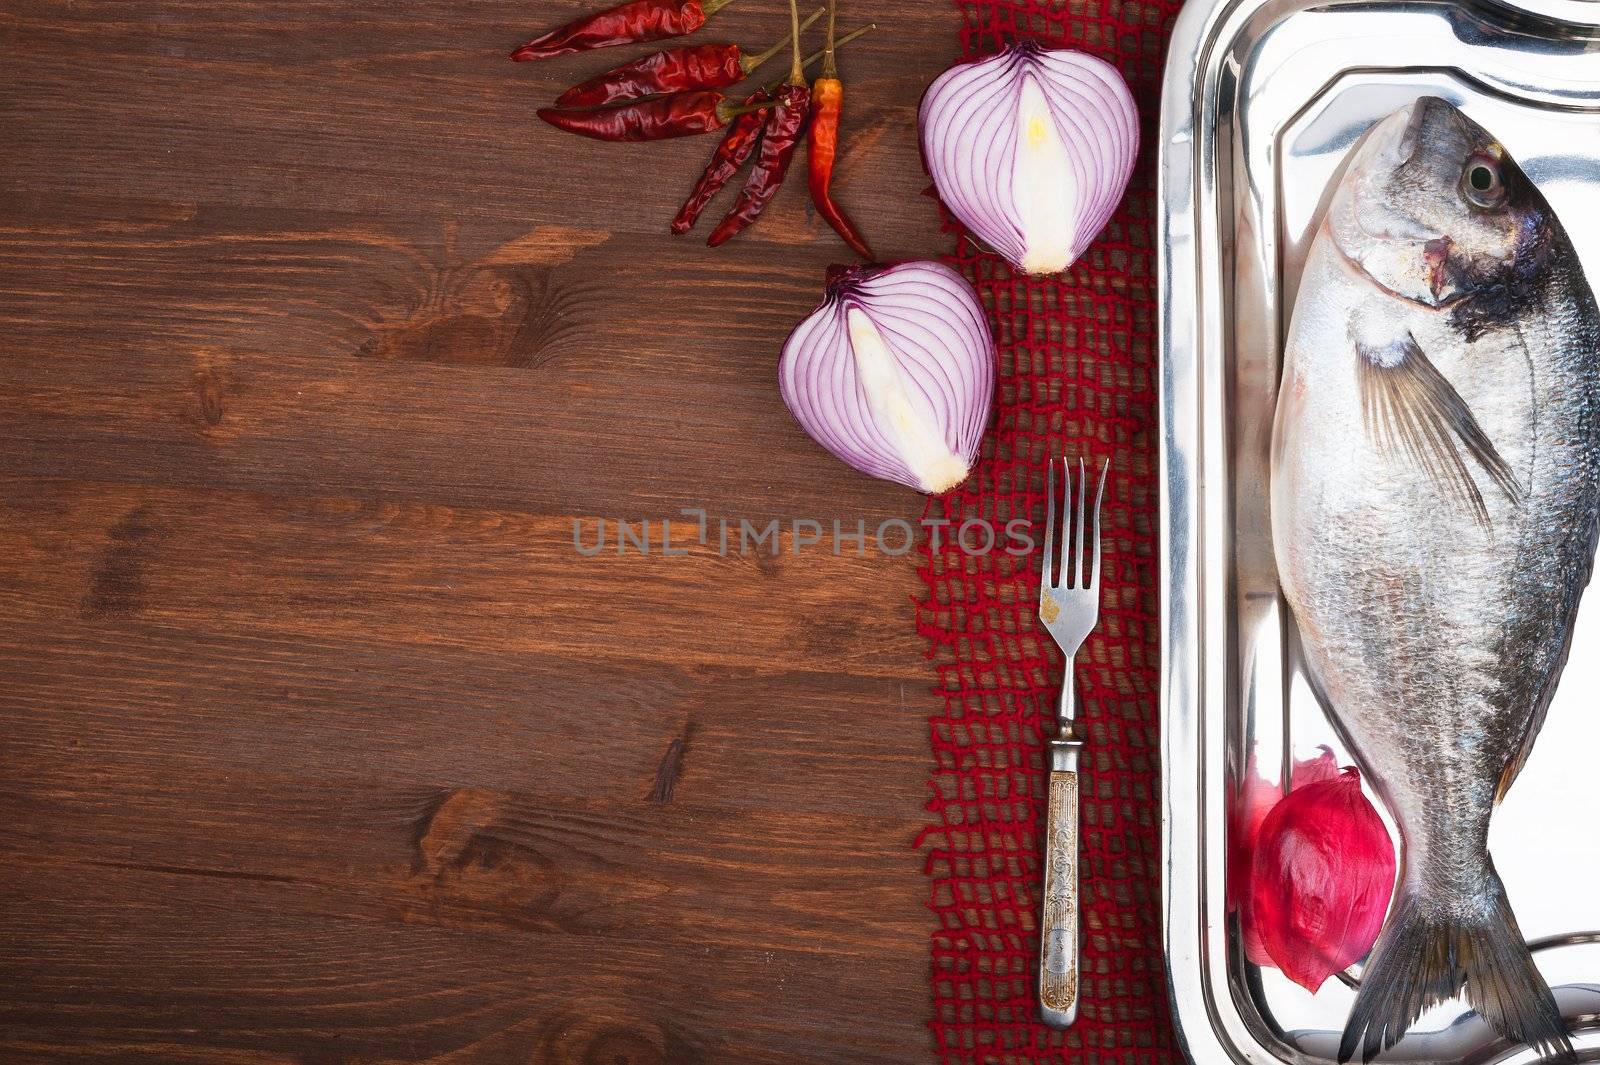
xmin=1463 ymin=155 xmax=1505 ymax=207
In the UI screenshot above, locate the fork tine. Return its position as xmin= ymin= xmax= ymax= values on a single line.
xmin=1057 ymin=457 xmax=1073 ymax=588
xmin=1041 ymin=459 xmax=1057 ymax=597
xmin=1073 ymin=457 xmax=1087 ymax=588
xmin=1091 ymin=459 xmax=1108 ymax=588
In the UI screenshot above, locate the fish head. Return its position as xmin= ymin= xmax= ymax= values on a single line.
xmin=1327 ymin=96 xmax=1549 ymax=314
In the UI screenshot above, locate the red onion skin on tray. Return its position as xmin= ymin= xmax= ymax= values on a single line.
xmin=1233 ymin=750 xmax=1397 ymax=992
xmin=1231 ymin=748 xmax=1341 ymax=965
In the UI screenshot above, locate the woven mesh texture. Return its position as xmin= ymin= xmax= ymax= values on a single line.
xmin=915 ymin=2 xmax=1183 ymax=1061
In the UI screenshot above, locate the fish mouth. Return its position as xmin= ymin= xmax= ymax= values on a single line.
xmin=1423 ymin=237 xmax=1454 ymax=300
xmin=1323 ymin=216 xmax=1475 ymax=312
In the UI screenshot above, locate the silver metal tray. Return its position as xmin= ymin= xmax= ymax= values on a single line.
xmin=1159 ymin=2 xmax=1600 ymax=1062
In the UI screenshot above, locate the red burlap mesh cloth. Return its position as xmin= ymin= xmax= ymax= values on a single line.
xmin=914 ymin=2 xmax=1184 ymax=1061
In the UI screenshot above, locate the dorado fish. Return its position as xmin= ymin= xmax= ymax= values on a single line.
xmin=1270 ymin=96 xmax=1600 ymax=1062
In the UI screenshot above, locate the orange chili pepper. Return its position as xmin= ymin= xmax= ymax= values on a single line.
xmin=805 ymin=0 xmax=873 ymax=259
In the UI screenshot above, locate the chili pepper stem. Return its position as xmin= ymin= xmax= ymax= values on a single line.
xmin=773 ymin=23 xmax=873 ymax=93
xmin=741 ymin=6 xmax=825 ymax=75
xmin=702 ymin=0 xmax=737 ymax=16
xmin=715 ymin=99 xmax=774 ymax=123
xmin=832 ymin=22 xmax=874 ymax=50
xmin=821 ymin=0 xmax=838 ymax=80
xmin=786 ymin=0 xmax=805 ymax=85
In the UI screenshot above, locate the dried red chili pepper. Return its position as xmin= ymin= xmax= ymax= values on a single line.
xmin=705 ymin=0 xmax=811 ymax=247
xmin=555 ymin=8 xmax=821 ymax=109
xmin=671 ymin=22 xmax=876 ymax=235
xmin=706 ymin=91 xmax=807 ymax=245
xmin=805 ymin=0 xmax=873 ymax=258
xmin=510 ymin=0 xmax=734 ymax=62
xmin=672 ymin=91 xmax=770 ymax=234
xmin=559 ymin=44 xmax=742 ymax=108
xmin=538 ymin=91 xmax=768 ymax=142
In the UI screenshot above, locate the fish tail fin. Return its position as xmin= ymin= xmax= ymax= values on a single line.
xmin=1338 ymin=872 xmax=1571 ymax=1063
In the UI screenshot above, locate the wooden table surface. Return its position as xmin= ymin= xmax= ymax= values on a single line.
xmin=0 ymin=1 xmax=972 ymax=1061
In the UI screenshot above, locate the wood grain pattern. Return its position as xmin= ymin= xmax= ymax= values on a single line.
xmin=0 ymin=0 xmax=966 ymax=1059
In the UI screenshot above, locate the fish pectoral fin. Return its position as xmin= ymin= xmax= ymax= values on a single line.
xmin=1356 ymin=332 xmax=1526 ymax=526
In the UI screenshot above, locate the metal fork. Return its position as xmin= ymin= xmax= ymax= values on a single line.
xmin=1037 ymin=456 xmax=1107 ymax=1029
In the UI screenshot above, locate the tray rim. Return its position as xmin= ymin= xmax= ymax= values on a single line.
xmin=1158 ymin=0 xmax=1234 ymax=1059
xmin=1157 ymin=1 xmax=1600 ymax=1063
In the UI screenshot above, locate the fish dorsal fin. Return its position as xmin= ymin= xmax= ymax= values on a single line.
xmin=1355 ymin=332 xmax=1526 ymax=527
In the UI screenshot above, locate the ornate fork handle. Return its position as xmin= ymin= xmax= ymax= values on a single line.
xmin=1039 ymin=733 xmax=1082 ymax=1026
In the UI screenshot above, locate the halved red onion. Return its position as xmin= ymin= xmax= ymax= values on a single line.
xmin=779 ymin=262 xmax=995 ymax=493
xmin=918 ymin=40 xmax=1138 ymax=275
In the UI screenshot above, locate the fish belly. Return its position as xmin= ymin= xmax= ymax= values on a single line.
xmin=1271 ymin=246 xmax=1596 ymax=905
